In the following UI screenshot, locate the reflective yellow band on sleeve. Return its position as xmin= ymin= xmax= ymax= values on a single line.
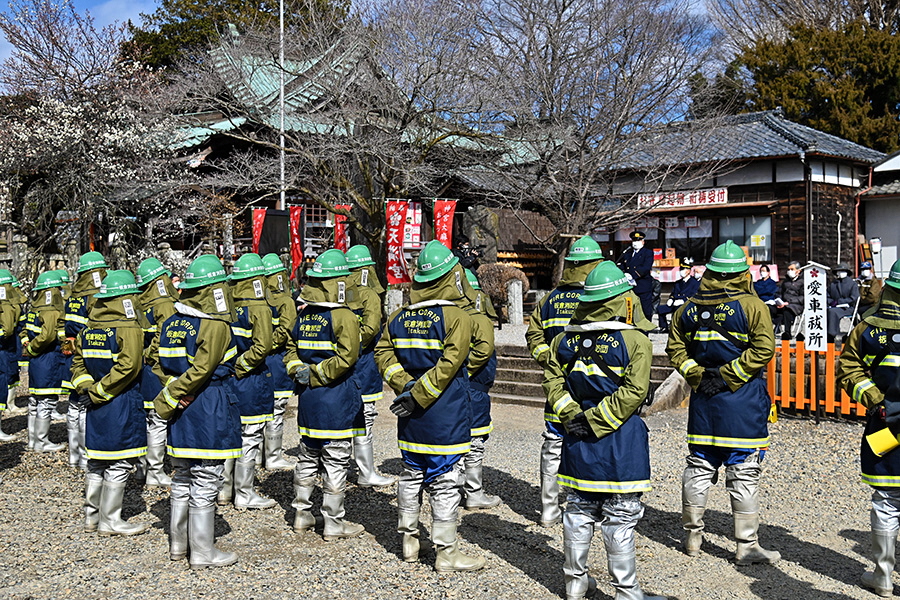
xmin=420 ymin=373 xmax=441 ymax=398
xmin=95 ymin=381 xmax=114 ymax=401
xmin=598 ymin=399 xmax=623 ymax=429
xmin=854 ymin=378 xmax=877 ymax=403
xmin=552 ymin=393 xmax=578 ymax=416
xmin=162 ymin=386 xmax=179 ymax=409
xmin=679 ymin=359 xmax=700 ymax=378
xmin=383 ymin=363 xmax=403 ymax=383
xmin=730 ymin=358 xmax=752 ymax=383
xmin=286 ymin=360 xmax=303 ymax=372
xmin=72 ymin=374 xmax=95 ymax=389
xmin=315 ymin=362 xmax=327 ymax=383
xmin=531 ymin=343 xmax=551 ymax=360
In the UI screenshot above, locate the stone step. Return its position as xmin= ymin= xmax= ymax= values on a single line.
xmin=496 ymin=344 xmax=531 ymax=358
xmin=492 ymin=379 xmax=544 ymax=397
xmin=652 ymin=366 xmax=674 ymax=380
xmin=652 ymin=354 xmax=672 ymax=367
xmin=496 ymin=367 xmax=544 ymax=384
xmin=490 ymin=392 xmax=544 ymax=409
xmin=496 ymin=355 xmax=538 ymax=371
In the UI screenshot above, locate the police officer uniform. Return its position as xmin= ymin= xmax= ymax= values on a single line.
xmin=616 ymin=231 xmax=655 ymax=321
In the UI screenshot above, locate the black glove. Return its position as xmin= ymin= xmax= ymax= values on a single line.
xmin=565 ymin=412 xmax=593 ymax=440
xmin=293 ymin=363 xmax=311 ymax=385
xmin=402 ymin=380 xmax=416 ymax=393
xmin=698 ymin=368 xmax=728 ymax=397
xmin=390 ymin=391 xmax=417 ymax=417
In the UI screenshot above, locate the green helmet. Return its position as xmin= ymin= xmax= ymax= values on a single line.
xmin=345 ymin=245 xmax=376 ymax=269
xmin=0 ymin=270 xmax=14 ymax=286
xmin=136 ymin=257 xmax=171 ymax=286
xmin=580 ymin=262 xmax=632 ymax=303
xmin=77 ymin=251 xmax=109 ymax=273
xmin=33 ymin=270 xmax=66 ymax=291
xmin=308 ymin=249 xmax=351 ymax=279
xmin=887 ymin=260 xmax=900 ymax=290
xmin=262 ymin=253 xmax=287 ymax=275
xmin=231 ymin=253 xmax=266 ymax=281
xmin=414 ymin=240 xmax=459 ymax=283
xmin=94 ymin=270 xmax=140 ymax=299
xmin=706 ymin=240 xmax=748 ymax=273
xmin=55 ymin=270 xmax=71 ymax=284
xmin=465 ymin=268 xmax=481 ymax=290
xmin=566 ymin=236 xmax=605 ymax=262
xmin=180 ymin=255 xmax=228 ymax=290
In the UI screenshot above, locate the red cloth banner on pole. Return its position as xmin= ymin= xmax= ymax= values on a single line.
xmin=385 ymin=200 xmax=411 ymax=284
xmin=333 ymin=204 xmax=352 ymax=251
xmin=433 ymin=199 xmax=456 ymax=248
xmin=289 ymin=205 xmax=304 ymax=280
xmin=251 ymin=208 xmax=266 ymax=253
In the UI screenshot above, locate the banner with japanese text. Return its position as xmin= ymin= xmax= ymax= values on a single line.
xmin=386 ymin=200 xmax=411 ymax=284
xmin=289 ymin=205 xmax=303 ymax=280
xmin=433 ymin=199 xmax=456 ymax=248
xmin=333 ymin=204 xmax=352 ymax=251
xmin=802 ymin=262 xmax=828 ymax=351
xmin=251 ymin=208 xmax=266 ymax=253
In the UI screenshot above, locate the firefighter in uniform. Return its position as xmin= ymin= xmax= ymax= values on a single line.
xmin=374 ymin=240 xmax=485 ymax=572
xmin=545 ymin=261 xmax=664 ymax=600
xmin=22 ymin=271 xmax=67 ymax=453
xmin=63 ymin=252 xmax=109 ymax=470
xmin=526 ymin=235 xmax=604 ymax=526
xmin=260 ymin=253 xmax=295 ymax=470
xmin=136 ymin=257 xmax=177 ymax=489
xmin=345 ymin=244 xmax=395 ymax=487
xmin=284 ymin=249 xmax=366 ymax=541
xmin=666 ymin=240 xmax=780 ymax=565
xmin=11 ymin=276 xmax=27 ymax=419
xmin=837 ymin=259 xmax=900 ymax=597
xmin=151 ymin=254 xmax=242 ymax=569
xmin=462 ymin=268 xmax=501 ymax=509
xmin=217 ymin=253 xmax=277 ymax=510
xmin=71 ymin=270 xmax=150 ymax=536
xmin=0 ymin=270 xmax=22 ymax=442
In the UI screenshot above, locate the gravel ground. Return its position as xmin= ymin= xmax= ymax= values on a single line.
xmin=0 ymin=393 xmax=881 ymax=600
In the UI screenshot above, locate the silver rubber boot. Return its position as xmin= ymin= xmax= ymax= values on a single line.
xmin=263 ymin=432 xmax=293 ymax=470
xmin=540 ymin=432 xmax=562 ymax=526
xmin=84 ymin=473 xmax=103 ymax=533
xmin=33 ymin=416 xmax=64 ymax=452
xmin=682 ymin=454 xmax=717 ymax=556
xmin=26 ymin=405 xmax=35 ymax=451
xmin=188 ymin=505 xmax=238 ymax=569
xmin=608 ymin=553 xmax=667 ymax=600
xmin=169 ymin=500 xmax=189 ymax=561
xmin=726 ymin=460 xmax=780 ymax=565
xmin=0 ymin=411 xmax=15 ymax=442
xmin=292 ymin=476 xmax=317 ymax=532
xmin=145 ymin=414 xmax=171 ymax=488
xmin=861 ymin=530 xmax=897 ymax=597
xmin=354 ymin=437 xmax=395 ymax=487
xmin=563 ymin=516 xmax=596 ymax=600
xmin=216 ymin=458 xmax=235 ymax=506
xmin=67 ymin=415 xmax=81 ymax=468
xmin=97 ymin=480 xmax=150 ymax=536
xmin=321 ymin=493 xmax=365 ymax=541
xmin=464 ymin=463 xmax=501 ymax=509
xmin=432 ymin=520 xmax=485 ymax=572
xmin=398 ymin=511 xmax=421 ymax=562
xmin=256 ymin=437 xmax=263 ymax=467
xmin=233 ymin=458 xmax=276 ymax=510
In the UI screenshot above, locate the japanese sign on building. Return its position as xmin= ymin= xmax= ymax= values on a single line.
xmin=637 ymin=187 xmax=728 ymax=210
xmin=403 ymin=202 xmax=422 ymax=250
xmin=433 ymin=199 xmax=457 ymax=248
xmin=385 ymin=200 xmax=411 ymax=284
xmin=802 ymin=262 xmax=829 ymax=351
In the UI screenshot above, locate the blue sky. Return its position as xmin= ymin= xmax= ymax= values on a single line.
xmin=0 ymin=0 xmax=158 ymax=60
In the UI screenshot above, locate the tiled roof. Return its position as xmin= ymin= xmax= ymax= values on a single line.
xmin=863 ymin=179 xmax=900 ymax=196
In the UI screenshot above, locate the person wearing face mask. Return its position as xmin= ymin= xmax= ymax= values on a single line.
xmin=858 ymin=261 xmax=883 ymax=316
xmin=616 ymin=231 xmax=655 ymax=321
xmin=827 ymin=263 xmax=860 ymax=342
xmin=656 ymin=258 xmax=700 ymax=334
xmin=773 ymin=261 xmax=804 ymax=340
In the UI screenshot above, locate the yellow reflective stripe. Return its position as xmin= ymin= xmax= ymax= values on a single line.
xmin=62 ymin=380 xmax=75 ymax=390
xmin=296 ymin=340 xmax=338 ymax=351
xmin=167 ymin=446 xmax=243 ymax=459
xmin=166 ymin=376 xmax=177 ymax=386
xmin=82 ymin=349 xmax=117 ymax=360
xmin=143 ymin=325 xmax=158 ymax=334
xmin=544 ymin=318 xmax=570 ymax=329
xmin=393 ymin=338 xmax=444 ymax=350
xmin=864 ymin=354 xmax=876 ymax=366
xmin=95 ymin=381 xmax=114 ymax=401
xmin=421 ymin=373 xmax=441 ymax=398
xmin=397 ymin=440 xmax=471 ymax=455
xmin=298 ymin=426 xmax=365 ymax=439
xmin=25 ymin=324 xmax=42 ymax=334
xmin=231 ymin=326 xmax=253 ymax=338
xmin=85 ymin=447 xmax=147 ymax=460
xmin=272 ymin=317 xmax=280 ymax=326
xmin=692 ymin=330 xmax=749 ymax=343
xmin=286 ymin=360 xmax=304 ymax=372
xmin=361 ymin=392 xmax=383 ymax=402
xmin=65 ymin=314 xmax=89 ymax=325
xmin=241 ymin=414 xmax=274 ymax=424
xmin=274 ymin=390 xmax=293 ymax=399
xmin=29 ymin=387 xmax=66 ymax=395
xmin=731 ymin=358 xmax=751 ymax=383
xmin=159 ymin=347 xmax=188 ymax=358
xmin=471 ymin=424 xmax=493 ymax=437
xmin=237 ymin=356 xmax=250 ymax=371
xmin=598 ymin=400 xmax=623 ymax=429
xmin=544 ymin=412 xmax=561 ymax=423
xmin=143 ymin=400 xmax=154 ymax=410
xmin=72 ymin=374 xmax=94 ymax=389
xmin=686 ymin=434 xmax=770 ymax=448
xmin=531 ymin=343 xmax=551 ymax=360
xmin=571 ymin=360 xmax=624 ymax=378
xmin=862 ymin=473 xmax=900 ymax=487
xmin=679 ymin=359 xmax=699 ymax=378
xmin=383 ymin=363 xmax=404 ymax=383
xmin=223 ymin=346 xmax=237 ymax=361
xmin=557 ymin=474 xmax=652 ymax=494
xmin=853 ymin=379 xmax=877 ymax=403
xmin=879 ymin=356 xmax=900 ymax=367
xmin=315 ymin=362 xmax=328 ymax=383
xmin=162 ymin=386 xmax=179 ymax=408
xmin=552 ymin=393 xmax=578 ymax=415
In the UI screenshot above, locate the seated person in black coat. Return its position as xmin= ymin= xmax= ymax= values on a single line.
xmin=656 ymin=258 xmax=700 ymax=332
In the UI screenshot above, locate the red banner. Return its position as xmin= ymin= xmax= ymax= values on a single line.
xmin=333 ymin=204 xmax=351 ymax=251
xmin=251 ymin=208 xmax=266 ymax=253
xmin=386 ymin=201 xmax=411 ymax=284
xmin=433 ymin=199 xmax=456 ymax=248
xmin=289 ymin=205 xmax=303 ymax=280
